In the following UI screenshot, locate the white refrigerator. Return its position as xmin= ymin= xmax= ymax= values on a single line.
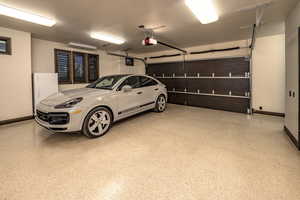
xmin=33 ymin=73 xmax=59 ymax=114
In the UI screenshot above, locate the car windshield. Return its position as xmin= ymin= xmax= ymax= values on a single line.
xmin=86 ymin=75 xmax=129 ymax=90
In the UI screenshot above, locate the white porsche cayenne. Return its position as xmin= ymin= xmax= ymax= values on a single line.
xmin=35 ymin=74 xmax=167 ymax=138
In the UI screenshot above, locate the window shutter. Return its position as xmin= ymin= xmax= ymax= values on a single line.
xmin=88 ymin=54 xmax=99 ymax=82
xmin=55 ymin=49 xmax=71 ymax=84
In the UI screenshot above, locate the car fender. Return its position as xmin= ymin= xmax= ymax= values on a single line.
xmin=78 ymin=95 xmax=118 ymax=130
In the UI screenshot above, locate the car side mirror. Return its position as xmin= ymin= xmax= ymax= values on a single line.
xmin=122 ymin=85 xmax=132 ymax=92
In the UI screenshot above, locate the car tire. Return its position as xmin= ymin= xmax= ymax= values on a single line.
xmin=82 ymin=107 xmax=113 ymax=138
xmin=154 ymin=94 xmax=167 ymax=112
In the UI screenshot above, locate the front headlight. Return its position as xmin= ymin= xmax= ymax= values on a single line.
xmin=54 ymin=97 xmax=83 ymax=109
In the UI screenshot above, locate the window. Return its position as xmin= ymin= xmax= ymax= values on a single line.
xmin=55 ymin=49 xmax=71 ymax=84
xmin=88 ymin=54 xmax=99 ymax=82
xmin=0 ymin=37 xmax=11 ymax=55
xmin=140 ymin=76 xmax=158 ymax=87
xmin=73 ymin=52 xmax=85 ymax=83
xmin=55 ymin=49 xmax=99 ymax=84
xmin=118 ymin=76 xmax=140 ymax=90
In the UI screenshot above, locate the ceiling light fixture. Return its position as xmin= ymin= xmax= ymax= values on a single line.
xmin=185 ymin=0 xmax=219 ymax=24
xmin=0 ymin=4 xmax=56 ymax=27
xmin=68 ymin=42 xmax=97 ymax=50
xmin=90 ymin=32 xmax=125 ymax=45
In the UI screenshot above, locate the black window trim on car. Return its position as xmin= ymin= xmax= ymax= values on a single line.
xmin=117 ymin=75 xmax=158 ymax=91
xmin=87 ymin=74 xmax=129 ymax=90
xmin=139 ymin=76 xmax=159 ymax=88
xmin=117 ymin=75 xmax=140 ymax=91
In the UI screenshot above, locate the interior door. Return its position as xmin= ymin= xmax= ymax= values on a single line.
xmin=116 ymin=76 xmax=144 ymax=115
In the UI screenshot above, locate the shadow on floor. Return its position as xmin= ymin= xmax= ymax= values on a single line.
xmin=38 ymin=110 xmax=154 ymax=145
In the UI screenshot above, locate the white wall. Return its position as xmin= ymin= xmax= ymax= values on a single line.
xmin=31 ymin=38 xmax=145 ymax=91
xmin=0 ymin=27 xmax=32 ymax=121
xmin=285 ymin=1 xmax=300 ymax=142
xmin=140 ymin=34 xmax=286 ymax=114
xmin=252 ymin=34 xmax=285 ymax=113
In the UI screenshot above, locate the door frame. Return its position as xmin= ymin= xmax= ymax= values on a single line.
xmin=298 ymin=27 xmax=300 ymax=149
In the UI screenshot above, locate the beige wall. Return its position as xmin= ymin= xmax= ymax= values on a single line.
xmin=285 ymin=1 xmax=300 ymax=141
xmin=0 ymin=27 xmax=32 ymax=121
xmin=140 ymin=34 xmax=286 ymax=114
xmin=142 ymin=40 xmax=250 ymax=64
xmin=252 ymin=34 xmax=285 ymax=113
xmin=31 ymin=38 xmax=145 ymax=91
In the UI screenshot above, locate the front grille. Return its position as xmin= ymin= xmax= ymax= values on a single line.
xmin=37 ymin=110 xmax=48 ymax=122
xmin=36 ymin=110 xmax=70 ymax=125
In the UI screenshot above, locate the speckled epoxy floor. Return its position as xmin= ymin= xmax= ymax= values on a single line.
xmin=0 ymin=104 xmax=300 ymax=200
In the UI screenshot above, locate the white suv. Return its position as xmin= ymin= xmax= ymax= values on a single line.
xmin=35 ymin=74 xmax=167 ymax=138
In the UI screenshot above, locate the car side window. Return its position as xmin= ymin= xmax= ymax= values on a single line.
xmin=118 ymin=76 xmax=140 ymax=90
xmin=140 ymin=76 xmax=158 ymax=87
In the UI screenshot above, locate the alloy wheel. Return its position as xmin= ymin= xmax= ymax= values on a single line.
xmin=158 ymin=96 xmax=166 ymax=111
xmin=88 ymin=110 xmax=111 ymax=136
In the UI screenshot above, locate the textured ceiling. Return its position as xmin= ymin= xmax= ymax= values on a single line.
xmin=0 ymin=0 xmax=297 ymax=53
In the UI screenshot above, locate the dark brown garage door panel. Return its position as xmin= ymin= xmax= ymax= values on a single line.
xmin=147 ymin=57 xmax=251 ymax=114
xmin=168 ymin=92 xmax=186 ymax=105
xmin=187 ymin=78 xmax=249 ymax=96
xmin=187 ymin=94 xmax=250 ymax=113
xmin=147 ymin=62 xmax=184 ymax=77
xmin=157 ymin=78 xmax=187 ymax=92
xmin=186 ymin=57 xmax=249 ymax=76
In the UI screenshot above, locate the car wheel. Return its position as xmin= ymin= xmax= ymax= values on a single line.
xmin=155 ymin=95 xmax=166 ymax=112
xmin=82 ymin=107 xmax=112 ymax=138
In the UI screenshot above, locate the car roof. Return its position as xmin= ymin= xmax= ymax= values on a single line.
xmin=102 ymin=74 xmax=153 ymax=78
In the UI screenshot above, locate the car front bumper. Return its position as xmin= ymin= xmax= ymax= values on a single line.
xmin=35 ymin=103 xmax=85 ymax=132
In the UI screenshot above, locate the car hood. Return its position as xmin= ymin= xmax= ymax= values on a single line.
xmin=40 ymin=88 xmax=111 ymax=106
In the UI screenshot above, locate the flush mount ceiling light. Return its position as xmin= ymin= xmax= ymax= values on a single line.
xmin=68 ymin=42 xmax=97 ymax=50
xmin=185 ymin=0 xmax=219 ymax=24
xmin=90 ymin=33 xmax=125 ymax=45
xmin=0 ymin=4 xmax=56 ymax=27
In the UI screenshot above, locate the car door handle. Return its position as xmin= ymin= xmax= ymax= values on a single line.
xmin=154 ymin=88 xmax=159 ymax=91
xmin=137 ymin=91 xmax=143 ymax=95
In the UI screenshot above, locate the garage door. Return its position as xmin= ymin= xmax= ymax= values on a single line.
xmin=146 ymin=57 xmax=251 ymax=113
